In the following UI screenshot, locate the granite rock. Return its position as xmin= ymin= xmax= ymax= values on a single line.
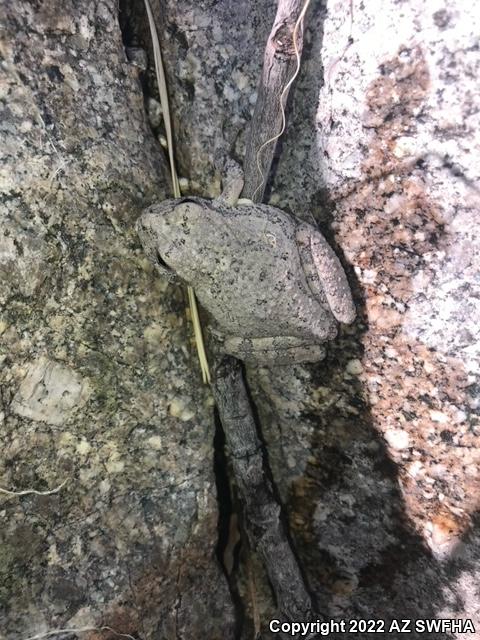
xmin=133 ymin=0 xmax=479 ymax=636
xmin=0 ymin=1 xmax=233 ymax=638
xmin=1 ymin=0 xmax=479 ymax=638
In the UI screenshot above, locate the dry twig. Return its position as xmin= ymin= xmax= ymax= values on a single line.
xmin=213 ymin=0 xmax=316 ymax=627
xmin=212 ymin=357 xmax=312 ymax=621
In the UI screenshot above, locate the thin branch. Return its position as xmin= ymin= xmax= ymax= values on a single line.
xmin=213 ymin=0 xmax=317 ymax=626
xmin=212 ymin=357 xmax=312 ymax=621
xmin=243 ymin=0 xmax=312 ymax=202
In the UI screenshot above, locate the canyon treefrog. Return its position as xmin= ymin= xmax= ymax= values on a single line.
xmin=136 ymin=165 xmax=355 ymax=364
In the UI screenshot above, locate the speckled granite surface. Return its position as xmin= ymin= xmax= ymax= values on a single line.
xmin=249 ymin=0 xmax=480 ymax=636
xmin=1 ymin=0 xmax=479 ymax=638
xmin=142 ymin=0 xmax=479 ymax=634
xmin=0 ymin=1 xmax=233 ymax=638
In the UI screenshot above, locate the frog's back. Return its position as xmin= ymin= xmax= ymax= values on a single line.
xmin=197 ymin=203 xmax=323 ymax=338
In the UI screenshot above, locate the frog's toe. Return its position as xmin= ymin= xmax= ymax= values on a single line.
xmin=223 ymin=336 xmax=326 ymax=365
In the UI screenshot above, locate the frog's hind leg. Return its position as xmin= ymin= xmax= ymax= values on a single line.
xmin=224 ymin=335 xmax=326 ymax=365
xmin=296 ymin=223 xmax=356 ymax=324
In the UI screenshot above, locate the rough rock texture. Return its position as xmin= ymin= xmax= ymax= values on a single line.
xmin=0 ymin=1 xmax=234 ymax=638
xmin=1 ymin=0 xmax=479 ymax=638
xmin=123 ymin=0 xmax=278 ymax=197
xmin=254 ymin=0 xmax=480 ymax=636
xmin=134 ymin=0 xmax=479 ymax=637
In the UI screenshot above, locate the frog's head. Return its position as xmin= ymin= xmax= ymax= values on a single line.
xmin=136 ymin=197 xmax=211 ymax=283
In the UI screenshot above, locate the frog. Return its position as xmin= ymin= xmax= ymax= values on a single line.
xmin=136 ymin=162 xmax=355 ymax=364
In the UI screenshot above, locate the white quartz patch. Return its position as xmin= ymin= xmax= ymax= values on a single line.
xmin=11 ymin=356 xmax=92 ymax=425
xmin=384 ymin=428 xmax=410 ymax=451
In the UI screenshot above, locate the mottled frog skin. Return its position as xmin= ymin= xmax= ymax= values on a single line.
xmin=136 ymin=170 xmax=355 ymax=364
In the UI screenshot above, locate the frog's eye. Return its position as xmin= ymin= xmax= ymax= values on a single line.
xmin=156 ymin=249 xmax=173 ymax=272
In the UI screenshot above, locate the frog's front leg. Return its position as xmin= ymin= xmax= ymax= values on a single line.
xmin=223 ymin=335 xmax=326 ymax=365
xmin=217 ymin=158 xmax=250 ymax=206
